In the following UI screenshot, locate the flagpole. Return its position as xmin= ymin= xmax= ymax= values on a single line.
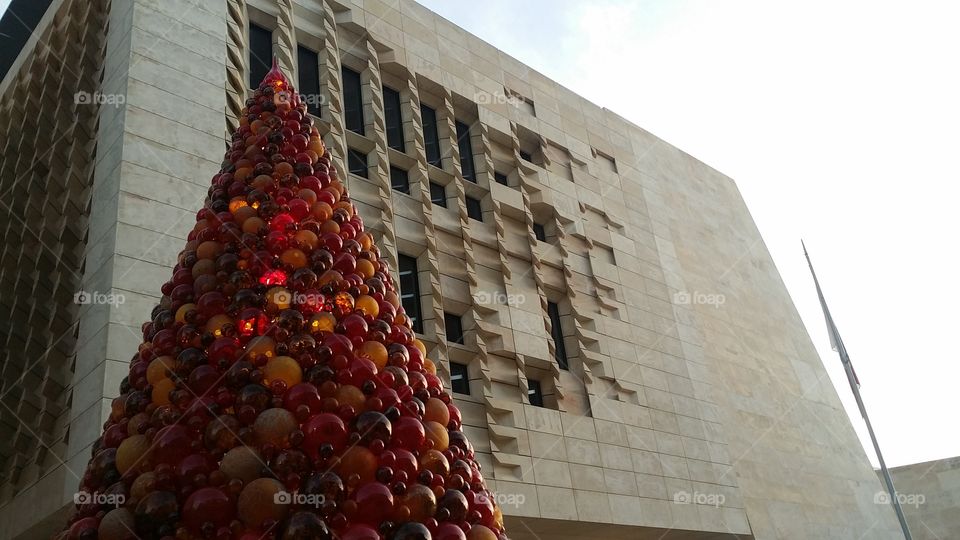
xmin=802 ymin=241 xmax=913 ymax=540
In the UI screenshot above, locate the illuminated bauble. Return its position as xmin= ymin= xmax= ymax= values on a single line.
xmin=237 ymin=477 xmax=289 ymax=528
xmin=359 ymin=340 xmax=388 ymax=371
xmin=220 ymin=445 xmax=264 ymax=483
xmin=253 ymin=407 xmax=298 ymax=446
xmin=182 ymin=487 xmax=234 ymax=533
xmin=129 ymin=471 xmax=156 ymax=504
xmin=116 ymin=434 xmax=150 ymax=474
xmin=400 ymin=483 xmax=437 ymax=522
xmin=98 ymin=508 xmax=137 ymax=540
xmin=281 ymin=511 xmax=334 ymax=540
xmin=392 ymin=522 xmax=432 ymax=540
xmin=424 ymin=397 xmax=450 ymax=426
xmin=151 ymin=377 xmax=175 ymax=406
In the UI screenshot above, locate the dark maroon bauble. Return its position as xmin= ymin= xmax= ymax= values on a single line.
xmin=281 ymin=511 xmax=334 ymax=540
xmin=392 ymin=522 xmax=432 ymax=540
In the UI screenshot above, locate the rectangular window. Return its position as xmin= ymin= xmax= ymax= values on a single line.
xmin=390 ymin=166 xmax=409 ymax=194
xmin=455 ymin=121 xmax=475 ymax=182
xmin=297 ymin=45 xmax=321 ymax=117
xmin=398 ymin=255 xmax=423 ymax=333
xmin=342 ymin=66 xmax=364 ymax=135
xmin=430 ymin=182 xmax=446 ymax=208
xmin=466 ymin=196 xmax=482 ymax=221
xmin=547 ymin=301 xmax=568 ymax=369
xmin=528 ymin=379 xmax=544 ymax=407
xmin=533 ymin=223 xmax=546 ymax=242
xmin=519 ymin=150 xmax=533 ymax=163
xmin=444 ymin=312 xmax=464 ymax=344
xmin=494 ymin=171 xmax=509 ymax=186
xmin=249 ymin=23 xmax=273 ymax=89
xmin=421 ymin=104 xmax=441 ymax=167
xmin=347 ymin=148 xmax=367 ymax=178
xmin=383 ymin=86 xmax=405 ymax=152
xmin=450 ymin=362 xmax=470 ymax=395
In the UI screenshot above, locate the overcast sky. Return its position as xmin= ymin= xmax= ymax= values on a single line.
xmin=1 ymin=0 xmax=955 ymax=468
xmin=417 ymin=0 xmax=959 ymax=469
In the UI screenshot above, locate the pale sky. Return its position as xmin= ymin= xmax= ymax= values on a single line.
xmin=2 ymin=0 xmax=955 ymax=468
xmin=418 ymin=0 xmax=959 ymax=469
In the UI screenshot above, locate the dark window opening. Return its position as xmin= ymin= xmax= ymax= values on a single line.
xmin=444 ymin=312 xmax=464 ymax=344
xmin=390 ymin=166 xmax=409 ymax=194
xmin=342 ymin=66 xmax=364 ymax=135
xmin=398 ymin=255 xmax=423 ymax=333
xmin=430 ymin=182 xmax=446 ymax=208
xmin=450 ymin=362 xmax=470 ymax=395
xmin=347 ymin=148 xmax=367 ymax=178
xmin=547 ymin=301 xmax=568 ymax=370
xmin=528 ymin=379 xmax=544 ymax=407
xmin=519 ymin=150 xmax=533 ymax=163
xmin=456 ymin=121 xmax=475 ymax=182
xmin=466 ymin=196 xmax=483 ymax=221
xmin=383 ymin=86 xmax=405 ymax=152
xmin=249 ymin=23 xmax=272 ymax=89
xmin=421 ymin=104 xmax=441 ymax=167
xmin=297 ymin=45 xmax=320 ymax=116
xmin=533 ymin=223 xmax=546 ymax=242
xmin=494 ymin=171 xmax=509 ymax=186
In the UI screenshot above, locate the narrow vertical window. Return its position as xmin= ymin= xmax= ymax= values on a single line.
xmin=494 ymin=171 xmax=509 ymax=186
xmin=347 ymin=148 xmax=367 ymax=178
xmin=430 ymin=182 xmax=446 ymax=208
xmin=421 ymin=104 xmax=441 ymax=167
xmin=450 ymin=362 xmax=470 ymax=395
xmin=249 ymin=23 xmax=272 ymax=89
xmin=466 ymin=196 xmax=482 ymax=222
xmin=528 ymin=379 xmax=544 ymax=407
xmin=547 ymin=301 xmax=568 ymax=369
xmin=383 ymin=86 xmax=405 ymax=151
xmin=444 ymin=312 xmax=464 ymax=344
xmin=456 ymin=121 xmax=475 ymax=182
xmin=533 ymin=223 xmax=546 ymax=242
xmin=342 ymin=66 xmax=364 ymax=134
xmin=297 ymin=45 xmax=320 ymax=116
xmin=398 ymin=255 xmax=423 ymax=333
xmin=390 ymin=166 xmax=409 ymax=194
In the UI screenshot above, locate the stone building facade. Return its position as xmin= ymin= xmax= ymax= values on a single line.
xmin=0 ymin=0 xmax=905 ymax=538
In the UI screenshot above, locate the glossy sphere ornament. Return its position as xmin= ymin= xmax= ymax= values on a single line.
xmin=282 ymin=511 xmax=334 ymax=540
xmin=152 ymin=425 xmax=194 ymax=465
xmin=359 ymin=340 xmax=388 ymax=371
xmin=336 ymin=446 xmax=377 ymax=484
xmin=341 ymin=524 xmax=380 ymax=540
xmin=391 ymin=522 xmax=432 ymax=540
xmin=309 ymin=311 xmax=337 ymax=334
xmin=68 ymin=517 xmax=98 ymax=540
xmin=302 ymin=413 xmax=348 ymax=455
xmin=134 ymin=490 xmax=179 ymax=532
xmin=354 ymin=411 xmax=392 ymax=445
xmin=220 ymin=445 xmax=264 ymax=484
xmin=151 ymin=377 xmax=175 ymax=406
xmin=424 ymin=421 xmax=449 ymax=452
xmin=129 ymin=472 xmax=156 ymax=504
xmin=466 ymin=525 xmax=497 ymax=540
xmin=284 ymin=382 xmax=322 ymax=416
xmin=399 ymin=483 xmax=437 ymax=522
xmin=237 ymin=477 xmax=289 ymax=528
xmin=300 ymin=471 xmax=345 ymax=504
xmin=353 ymin=482 xmax=394 ymax=525
xmin=392 ymin=417 xmax=425 ymax=450
xmin=437 ymin=489 xmax=469 ymax=522
xmin=182 ymin=487 xmax=235 ymax=533
xmin=98 ymin=508 xmax=137 ymax=540
xmin=253 ymin=407 xmax=298 ymax=446
xmin=424 ymin=398 xmax=450 ymax=426
xmin=263 ymin=355 xmax=303 ymax=388
xmin=419 ymin=449 xmax=450 ymax=476
xmin=116 ymin=434 xmax=150 ymax=474
xmin=435 ymin=523 xmax=467 ymax=540
xmin=355 ymin=294 xmax=379 ymax=317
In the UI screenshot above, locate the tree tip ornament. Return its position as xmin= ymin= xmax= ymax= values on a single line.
xmin=59 ymin=60 xmax=508 ymax=540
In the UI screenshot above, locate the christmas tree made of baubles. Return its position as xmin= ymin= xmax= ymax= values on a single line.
xmin=59 ymin=62 xmax=508 ymax=540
